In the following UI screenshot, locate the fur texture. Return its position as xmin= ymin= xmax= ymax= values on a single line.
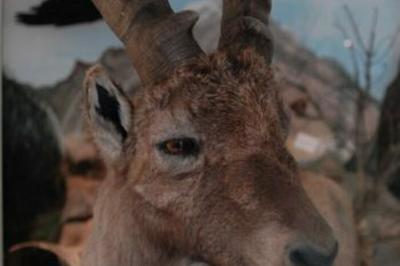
xmin=82 ymin=49 xmax=339 ymax=266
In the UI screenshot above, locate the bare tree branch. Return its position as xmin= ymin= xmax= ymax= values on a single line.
xmin=335 ymin=20 xmax=361 ymax=86
xmin=343 ymin=5 xmax=368 ymax=54
xmin=364 ymin=8 xmax=378 ymax=95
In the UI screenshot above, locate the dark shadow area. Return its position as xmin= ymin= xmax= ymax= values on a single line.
xmin=3 ymin=75 xmax=66 ymax=265
xmin=16 ymin=0 xmax=101 ymax=26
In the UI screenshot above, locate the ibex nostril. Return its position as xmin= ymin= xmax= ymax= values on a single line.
xmin=289 ymin=241 xmax=338 ymax=266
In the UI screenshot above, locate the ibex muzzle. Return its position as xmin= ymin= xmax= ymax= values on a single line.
xmin=81 ymin=0 xmax=338 ymax=265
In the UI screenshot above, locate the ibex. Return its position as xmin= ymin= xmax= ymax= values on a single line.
xmin=13 ymin=0 xmax=359 ymax=265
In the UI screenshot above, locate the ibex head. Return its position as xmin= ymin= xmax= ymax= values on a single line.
xmin=82 ymin=0 xmax=338 ymax=265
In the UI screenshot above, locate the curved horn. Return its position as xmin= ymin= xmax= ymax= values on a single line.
xmin=91 ymin=0 xmax=205 ymax=85
xmin=219 ymin=0 xmax=274 ymax=64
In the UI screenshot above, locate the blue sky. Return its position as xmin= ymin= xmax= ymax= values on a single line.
xmin=272 ymin=0 xmax=400 ymax=97
xmin=3 ymin=0 xmax=400 ymax=98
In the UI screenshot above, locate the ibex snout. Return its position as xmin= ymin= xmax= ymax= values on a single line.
xmin=223 ymin=154 xmax=338 ymax=266
xmin=286 ymin=239 xmax=338 ymax=266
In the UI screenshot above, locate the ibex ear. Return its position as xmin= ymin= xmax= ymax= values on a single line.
xmin=83 ymin=65 xmax=133 ymax=160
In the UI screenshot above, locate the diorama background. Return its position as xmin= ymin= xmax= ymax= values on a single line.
xmin=3 ymin=0 xmax=400 ymax=96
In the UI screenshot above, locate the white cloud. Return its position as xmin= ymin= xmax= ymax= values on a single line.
xmin=3 ymin=0 xmax=121 ymax=87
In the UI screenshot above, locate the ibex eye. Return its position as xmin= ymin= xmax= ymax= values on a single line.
xmin=158 ymin=138 xmax=200 ymax=157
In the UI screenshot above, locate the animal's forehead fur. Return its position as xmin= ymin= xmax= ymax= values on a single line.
xmin=135 ymin=49 xmax=288 ymax=144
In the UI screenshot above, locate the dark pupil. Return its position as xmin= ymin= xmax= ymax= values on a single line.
xmin=159 ymin=138 xmax=198 ymax=156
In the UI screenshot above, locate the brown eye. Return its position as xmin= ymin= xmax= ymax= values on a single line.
xmin=158 ymin=138 xmax=200 ymax=157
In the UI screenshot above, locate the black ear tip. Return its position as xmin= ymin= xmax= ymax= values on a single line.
xmin=95 ymin=82 xmax=107 ymax=95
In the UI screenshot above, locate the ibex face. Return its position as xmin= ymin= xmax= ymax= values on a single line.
xmin=82 ymin=1 xmax=338 ymax=266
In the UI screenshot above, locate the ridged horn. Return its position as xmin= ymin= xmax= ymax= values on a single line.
xmin=91 ymin=0 xmax=205 ymax=85
xmin=219 ymin=0 xmax=274 ymax=64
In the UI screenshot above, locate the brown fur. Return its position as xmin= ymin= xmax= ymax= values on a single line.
xmin=80 ymin=49 xmax=346 ymax=266
xmin=9 ymin=174 xmax=357 ymax=266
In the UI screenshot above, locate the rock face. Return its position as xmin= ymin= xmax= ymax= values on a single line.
xmin=3 ymin=75 xmax=66 ymax=266
xmin=34 ymin=61 xmax=91 ymax=134
xmin=271 ymin=25 xmax=379 ymax=164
